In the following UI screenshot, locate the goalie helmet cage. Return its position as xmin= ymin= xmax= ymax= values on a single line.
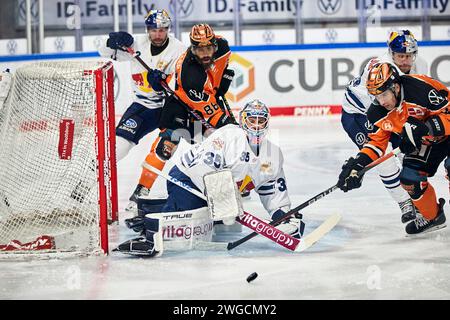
xmin=0 ymin=61 xmax=118 ymax=258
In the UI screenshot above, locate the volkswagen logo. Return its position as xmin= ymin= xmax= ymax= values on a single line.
xmin=262 ymin=30 xmax=275 ymax=44
xmin=364 ymin=120 xmax=374 ymax=131
xmin=325 ymin=29 xmax=338 ymax=43
xmin=169 ymin=0 xmax=194 ymax=19
xmin=318 ymin=0 xmax=342 ymax=15
xmin=18 ymin=0 xmax=39 ymax=23
xmin=54 ymin=37 xmax=65 ymax=52
xmin=428 ymin=89 xmax=445 ymax=105
xmin=7 ymin=40 xmax=18 ymax=55
xmin=93 ymin=36 xmax=103 ymax=50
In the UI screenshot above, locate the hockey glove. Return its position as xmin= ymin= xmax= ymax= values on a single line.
xmin=217 ymin=68 xmax=235 ymax=96
xmin=425 ymin=115 xmax=446 ymax=137
xmin=272 ymin=209 xmax=305 ymax=239
xmin=106 ymin=32 xmax=134 ymax=50
xmin=146 ymin=69 xmax=167 ymax=92
xmin=337 ymin=155 xmax=366 ymax=192
xmin=399 ymin=117 xmax=430 ymax=154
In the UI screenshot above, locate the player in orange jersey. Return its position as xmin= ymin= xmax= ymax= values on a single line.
xmin=337 ymin=62 xmax=449 ymax=235
xmin=128 ymin=24 xmax=236 ymax=211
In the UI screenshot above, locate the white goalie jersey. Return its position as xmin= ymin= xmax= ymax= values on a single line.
xmin=99 ymin=34 xmax=186 ymax=109
xmin=172 ymin=125 xmax=291 ymax=215
xmin=342 ymin=52 xmax=428 ymax=115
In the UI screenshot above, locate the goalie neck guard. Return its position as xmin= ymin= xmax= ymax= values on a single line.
xmin=239 ymin=99 xmax=270 ymax=147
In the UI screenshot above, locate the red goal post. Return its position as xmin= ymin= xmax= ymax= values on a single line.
xmin=0 ymin=60 xmax=117 ymax=258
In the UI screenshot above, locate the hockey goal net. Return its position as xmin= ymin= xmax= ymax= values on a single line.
xmin=0 ymin=61 xmax=117 ymax=258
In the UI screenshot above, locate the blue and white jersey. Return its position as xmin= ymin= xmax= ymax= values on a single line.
xmin=99 ymin=34 xmax=186 ymax=109
xmin=172 ymin=125 xmax=291 ymax=215
xmin=342 ymin=52 xmax=428 ymax=115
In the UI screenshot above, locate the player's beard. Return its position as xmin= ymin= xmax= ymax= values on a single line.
xmin=195 ymin=55 xmax=214 ymax=68
xmin=398 ymin=64 xmax=412 ymax=74
xmin=201 ymin=57 xmax=213 ymax=68
xmin=151 ymin=36 xmax=168 ymax=47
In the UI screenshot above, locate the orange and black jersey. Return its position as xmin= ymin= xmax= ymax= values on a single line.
xmin=360 ymin=74 xmax=450 ymax=162
xmin=173 ymin=36 xmax=231 ymax=127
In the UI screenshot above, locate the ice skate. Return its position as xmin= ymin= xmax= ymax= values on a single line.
xmin=405 ymin=198 xmax=446 ymax=235
xmin=125 ymin=184 xmax=150 ymax=212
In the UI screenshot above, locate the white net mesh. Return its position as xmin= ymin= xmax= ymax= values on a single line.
xmin=0 ymin=61 xmax=116 ymax=258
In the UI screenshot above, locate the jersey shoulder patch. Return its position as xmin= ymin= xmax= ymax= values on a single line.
xmin=402 ymin=75 xmax=449 ymax=111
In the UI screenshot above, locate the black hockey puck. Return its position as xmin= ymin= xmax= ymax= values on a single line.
xmin=246 ymin=272 xmax=258 ymax=283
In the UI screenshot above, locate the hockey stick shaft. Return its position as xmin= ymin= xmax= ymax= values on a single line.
xmin=227 ymin=147 xmax=401 ymax=250
xmin=123 ymin=46 xmax=215 ymax=130
xmin=142 ymin=163 xmax=300 ymax=251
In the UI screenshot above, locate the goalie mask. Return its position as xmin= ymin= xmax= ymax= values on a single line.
xmin=239 ymin=99 xmax=270 ymax=147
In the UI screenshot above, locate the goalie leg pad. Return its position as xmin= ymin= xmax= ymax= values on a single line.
xmin=156 ymin=207 xmax=214 ymax=251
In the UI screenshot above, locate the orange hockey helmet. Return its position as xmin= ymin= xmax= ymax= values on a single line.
xmin=189 ymin=24 xmax=217 ymax=48
xmin=366 ymin=63 xmax=400 ymax=96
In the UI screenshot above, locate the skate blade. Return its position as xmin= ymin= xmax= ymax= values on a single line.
xmin=112 ymin=247 xmax=153 ymax=257
xmin=406 ymin=223 xmax=447 ymax=237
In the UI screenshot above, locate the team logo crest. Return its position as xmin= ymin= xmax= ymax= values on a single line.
xmin=212 ymin=137 xmax=224 ymax=150
xmin=260 ymin=162 xmax=273 ymax=174
xmin=428 ymin=89 xmax=445 ymax=105
xmin=382 ymin=120 xmax=394 ymax=131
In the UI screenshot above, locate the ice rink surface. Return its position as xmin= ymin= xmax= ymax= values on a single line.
xmin=1 ymin=115 xmax=449 ymax=300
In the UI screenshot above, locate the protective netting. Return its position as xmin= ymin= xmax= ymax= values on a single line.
xmin=0 ymin=61 xmax=115 ymax=258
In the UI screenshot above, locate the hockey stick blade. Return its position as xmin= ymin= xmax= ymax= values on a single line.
xmin=295 ymin=213 xmax=341 ymax=252
xmin=227 ymin=147 xmax=401 ymax=250
xmin=193 ymin=214 xmax=341 ymax=253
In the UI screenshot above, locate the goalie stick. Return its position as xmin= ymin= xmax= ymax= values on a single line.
xmin=142 ymin=163 xmax=339 ymax=252
xmin=190 ymin=212 xmax=342 ymax=252
xmin=226 ymin=147 xmax=402 ymax=250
